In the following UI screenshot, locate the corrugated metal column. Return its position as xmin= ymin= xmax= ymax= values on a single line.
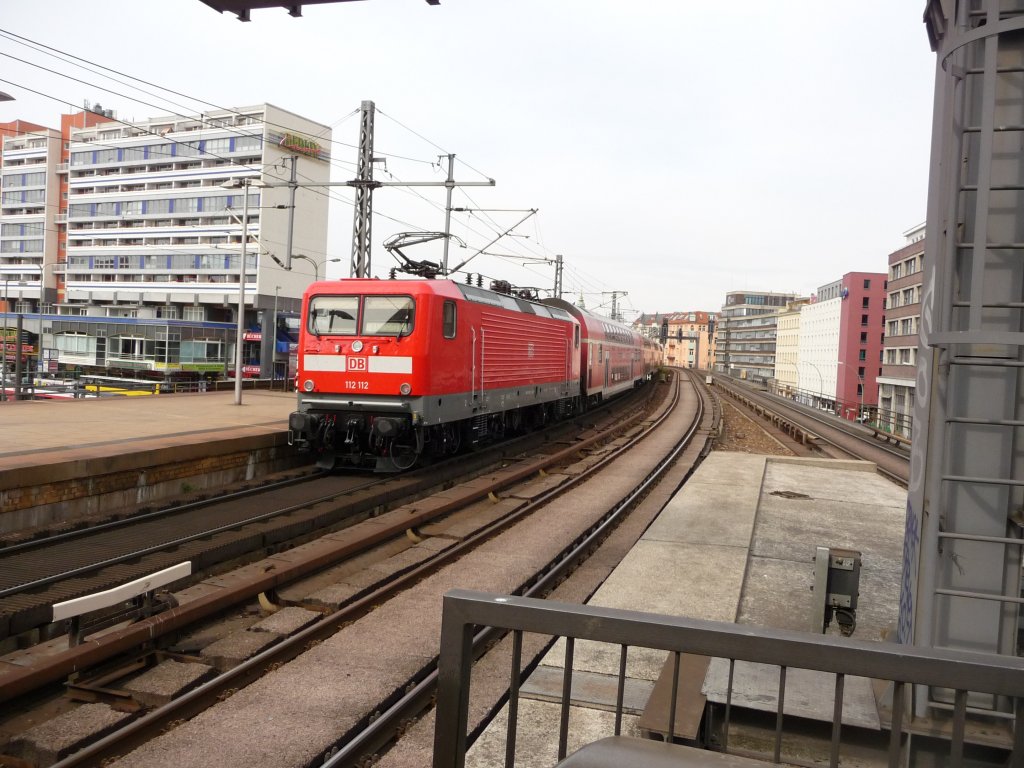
xmin=907 ymin=0 xmax=1024 ymax=716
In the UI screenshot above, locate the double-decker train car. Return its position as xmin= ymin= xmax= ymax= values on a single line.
xmin=543 ymin=299 xmax=659 ymax=404
xmin=288 ymin=278 xmax=660 ymax=471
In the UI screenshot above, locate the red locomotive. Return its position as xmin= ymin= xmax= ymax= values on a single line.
xmin=288 ymin=278 xmax=660 ymax=471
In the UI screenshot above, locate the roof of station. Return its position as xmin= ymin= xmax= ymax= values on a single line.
xmin=199 ymin=0 xmax=438 ymax=20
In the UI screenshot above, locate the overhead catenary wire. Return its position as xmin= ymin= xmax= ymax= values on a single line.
xmin=0 ymin=37 xmax=548 ymax=279
xmin=0 ymin=38 xmax=626 ymax=300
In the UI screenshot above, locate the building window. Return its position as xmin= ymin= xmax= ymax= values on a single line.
xmin=859 ymin=350 xmax=867 ymax=361
xmin=55 ymin=333 xmax=93 ymax=355
xmin=863 ymin=279 xmax=871 ymax=289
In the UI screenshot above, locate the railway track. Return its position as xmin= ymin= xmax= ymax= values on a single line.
xmin=713 ymin=376 xmax=910 ymax=484
xmin=0 ymin=385 xmax=653 ymax=650
xmin=2 ymin=376 xmax=696 ymax=765
xmin=0 ymin=372 xmax=720 ymax=768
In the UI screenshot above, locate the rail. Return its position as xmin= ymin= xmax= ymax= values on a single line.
xmin=433 ymin=590 xmax=1024 ymax=768
xmin=716 ymin=380 xmax=821 ymax=446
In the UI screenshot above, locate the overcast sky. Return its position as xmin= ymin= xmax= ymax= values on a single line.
xmin=1 ymin=1 xmax=936 ymax=320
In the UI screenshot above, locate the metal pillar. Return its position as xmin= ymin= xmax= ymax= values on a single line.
xmin=554 ymin=254 xmax=563 ymax=300
xmin=283 ymin=155 xmax=298 ymax=271
xmin=442 ymin=153 xmax=455 ymax=273
xmin=13 ymin=314 xmax=22 ymax=400
xmin=904 ymin=0 xmax=1024 ymax=715
xmin=234 ymin=186 xmax=249 ymax=406
xmin=350 ymin=100 xmax=376 ymax=278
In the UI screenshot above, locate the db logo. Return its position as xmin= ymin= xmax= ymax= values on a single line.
xmin=347 ymin=357 xmax=367 ymax=371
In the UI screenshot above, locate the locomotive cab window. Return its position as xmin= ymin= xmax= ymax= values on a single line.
xmin=309 ymin=296 xmax=358 ymax=336
xmin=363 ymin=295 xmax=415 ymax=337
xmin=574 ymin=325 xmax=580 ymax=348
xmin=442 ymin=300 xmax=456 ymax=339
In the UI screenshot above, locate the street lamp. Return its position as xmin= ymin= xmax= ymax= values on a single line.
xmin=799 ymin=361 xmax=824 ymax=407
xmin=271 ymin=285 xmax=280 ymax=387
xmin=1 ymin=275 xmax=34 ymax=402
xmin=220 ymin=177 xmax=261 ymax=406
xmin=1 ymin=278 xmax=16 ymax=402
xmin=290 ymin=254 xmax=342 ymax=282
xmin=837 ymin=361 xmax=866 ymax=422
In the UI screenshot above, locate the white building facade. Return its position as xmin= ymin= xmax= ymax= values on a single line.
xmin=796 ymin=294 xmax=841 ymax=408
xmin=1 ymin=127 xmax=61 ymax=311
xmin=51 ymin=103 xmax=331 ymax=378
xmin=771 ymin=299 xmax=809 ymax=397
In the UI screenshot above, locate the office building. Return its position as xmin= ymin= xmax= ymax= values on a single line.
xmin=713 ymin=291 xmax=796 ymax=383
xmin=1 ymin=103 xmax=331 ymax=381
xmin=877 ymin=224 xmax=925 ymax=437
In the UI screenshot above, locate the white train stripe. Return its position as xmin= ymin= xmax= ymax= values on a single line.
xmin=305 ymin=354 xmax=347 ymax=372
xmin=368 ymin=356 xmax=413 ymax=374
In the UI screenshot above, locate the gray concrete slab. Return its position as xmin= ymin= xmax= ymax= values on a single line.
xmin=542 ymin=540 xmax=751 ymax=683
xmin=199 ymin=629 xmax=282 ymax=671
xmin=123 ymin=659 xmax=217 ymax=708
xmin=8 ymin=703 xmax=134 ymax=766
xmin=301 ymin=582 xmax=362 ymax=608
xmin=466 ymin=699 xmax=642 ymax=768
xmin=0 ymin=390 xmax=294 ymax=472
xmin=703 ymin=659 xmax=880 ymax=729
xmin=521 ymin=665 xmax=654 ymax=714
xmin=743 ymin=459 xmax=906 ymax=642
xmin=644 ymin=482 xmax=760 ymax=548
xmin=250 ymin=607 xmax=321 ymax=636
xmin=167 ymin=615 xmax=260 ymax=654
xmin=478 ymin=453 xmax=907 ymax=768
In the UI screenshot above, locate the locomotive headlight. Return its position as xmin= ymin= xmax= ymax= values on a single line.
xmin=303 ymin=379 xmax=315 ymax=393
xmin=351 ymin=340 xmax=363 ymax=352
xmin=399 ymin=382 xmax=412 ymax=395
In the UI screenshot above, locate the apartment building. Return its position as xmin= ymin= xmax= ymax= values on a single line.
xmin=796 ymin=272 xmax=887 ymax=418
xmin=771 ymin=298 xmax=810 ymax=397
xmin=660 ymin=311 xmax=716 ymax=369
xmin=713 ymin=291 xmax=795 ymax=383
xmin=877 ymin=223 xmax=925 ymax=437
xmin=1 ymin=124 xmax=60 ymax=312
xmin=1 ymin=103 xmax=331 ymax=380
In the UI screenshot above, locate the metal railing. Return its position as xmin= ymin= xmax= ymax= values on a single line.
xmin=433 ymin=590 xmax=1024 ymax=768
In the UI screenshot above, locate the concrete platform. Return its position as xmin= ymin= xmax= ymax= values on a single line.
xmin=468 ymin=453 xmax=908 ymax=764
xmin=0 ymin=390 xmax=302 ymax=535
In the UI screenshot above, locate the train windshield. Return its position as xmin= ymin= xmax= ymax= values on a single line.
xmin=363 ymin=295 xmax=415 ymax=337
xmin=309 ymin=296 xmax=358 ymax=335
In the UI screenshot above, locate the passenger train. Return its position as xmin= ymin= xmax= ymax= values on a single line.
xmin=288 ymin=278 xmax=662 ymax=471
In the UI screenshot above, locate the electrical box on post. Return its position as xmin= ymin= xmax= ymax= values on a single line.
xmin=812 ymin=546 xmax=861 ymax=636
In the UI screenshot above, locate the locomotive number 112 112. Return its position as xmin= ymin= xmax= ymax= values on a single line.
xmin=345 ymin=380 xmax=369 ymax=390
